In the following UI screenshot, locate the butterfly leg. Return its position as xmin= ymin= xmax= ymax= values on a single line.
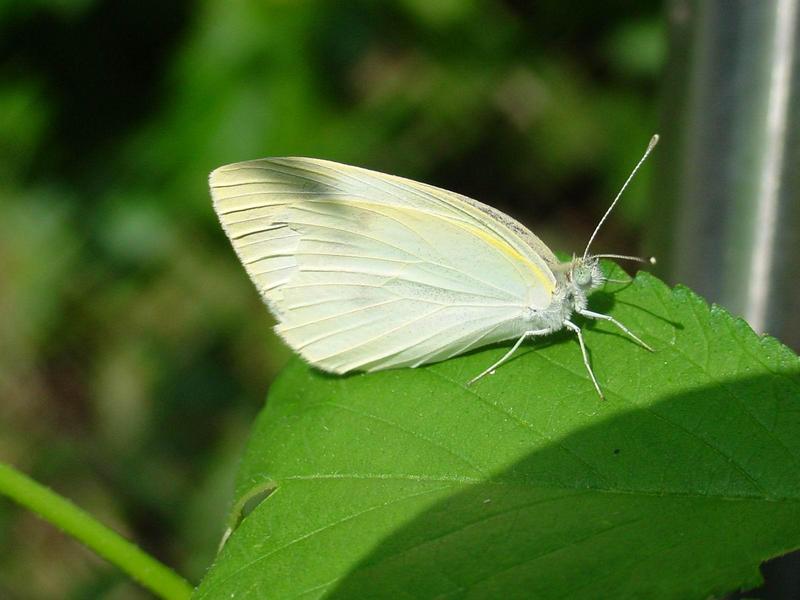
xmin=576 ymin=309 xmax=653 ymax=352
xmin=563 ymin=320 xmax=604 ymax=399
xmin=467 ymin=328 xmax=552 ymax=386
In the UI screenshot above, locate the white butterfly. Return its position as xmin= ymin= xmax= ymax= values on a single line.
xmin=210 ymin=136 xmax=658 ymax=398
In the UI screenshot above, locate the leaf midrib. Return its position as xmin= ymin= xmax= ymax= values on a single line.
xmin=245 ymin=474 xmax=800 ymax=503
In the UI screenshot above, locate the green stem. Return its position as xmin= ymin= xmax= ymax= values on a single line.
xmin=0 ymin=460 xmax=194 ymax=600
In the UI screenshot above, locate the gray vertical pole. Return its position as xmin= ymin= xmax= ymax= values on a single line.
xmin=651 ymin=2 xmax=800 ymax=598
xmin=651 ymin=0 xmax=800 ymax=351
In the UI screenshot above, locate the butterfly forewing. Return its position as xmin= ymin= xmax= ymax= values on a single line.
xmin=210 ymin=157 xmax=556 ymax=373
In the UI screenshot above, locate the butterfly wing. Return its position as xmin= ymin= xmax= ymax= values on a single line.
xmin=210 ymin=157 xmax=557 ymax=373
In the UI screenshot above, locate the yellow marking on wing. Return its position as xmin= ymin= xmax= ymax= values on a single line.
xmin=452 ymin=221 xmax=555 ymax=294
xmin=397 ymin=178 xmax=554 ymax=293
xmin=347 ymin=197 xmax=554 ymax=293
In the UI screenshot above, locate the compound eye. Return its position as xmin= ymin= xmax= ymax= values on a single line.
xmin=574 ymin=269 xmax=592 ymax=287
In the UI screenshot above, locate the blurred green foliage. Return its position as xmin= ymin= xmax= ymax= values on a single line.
xmin=0 ymin=0 xmax=662 ymax=597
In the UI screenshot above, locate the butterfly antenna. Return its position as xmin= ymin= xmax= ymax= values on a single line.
xmin=582 ymin=134 xmax=660 ymax=260
xmin=593 ymin=253 xmax=657 ymax=265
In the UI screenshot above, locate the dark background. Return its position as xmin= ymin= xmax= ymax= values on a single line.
xmin=0 ymin=1 xmax=662 ymax=597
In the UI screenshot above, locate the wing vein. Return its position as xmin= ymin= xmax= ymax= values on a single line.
xmin=313 ymin=305 xmax=448 ymax=363
xmin=280 ymin=298 xmax=403 ymax=331
xmin=285 ymin=207 xmax=520 ymax=299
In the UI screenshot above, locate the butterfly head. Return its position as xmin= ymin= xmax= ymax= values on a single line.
xmin=565 ymin=253 xmax=654 ymax=300
xmin=556 ymin=256 xmax=604 ymax=314
xmin=569 ymin=256 xmax=604 ymax=293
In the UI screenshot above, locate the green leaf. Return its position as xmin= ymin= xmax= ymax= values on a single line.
xmin=194 ymin=268 xmax=800 ymax=599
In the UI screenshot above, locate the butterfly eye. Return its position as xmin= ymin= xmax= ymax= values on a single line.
xmin=573 ymin=268 xmax=592 ymax=288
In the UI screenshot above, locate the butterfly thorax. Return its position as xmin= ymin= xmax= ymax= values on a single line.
xmin=523 ymin=256 xmax=604 ymax=332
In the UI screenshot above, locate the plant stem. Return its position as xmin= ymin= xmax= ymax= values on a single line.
xmin=0 ymin=460 xmax=194 ymax=600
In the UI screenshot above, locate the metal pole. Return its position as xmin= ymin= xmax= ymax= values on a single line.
xmin=651 ymin=2 xmax=800 ymax=598
xmin=651 ymin=0 xmax=800 ymax=351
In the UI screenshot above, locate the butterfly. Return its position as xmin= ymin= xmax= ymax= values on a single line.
xmin=209 ymin=135 xmax=658 ymax=398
